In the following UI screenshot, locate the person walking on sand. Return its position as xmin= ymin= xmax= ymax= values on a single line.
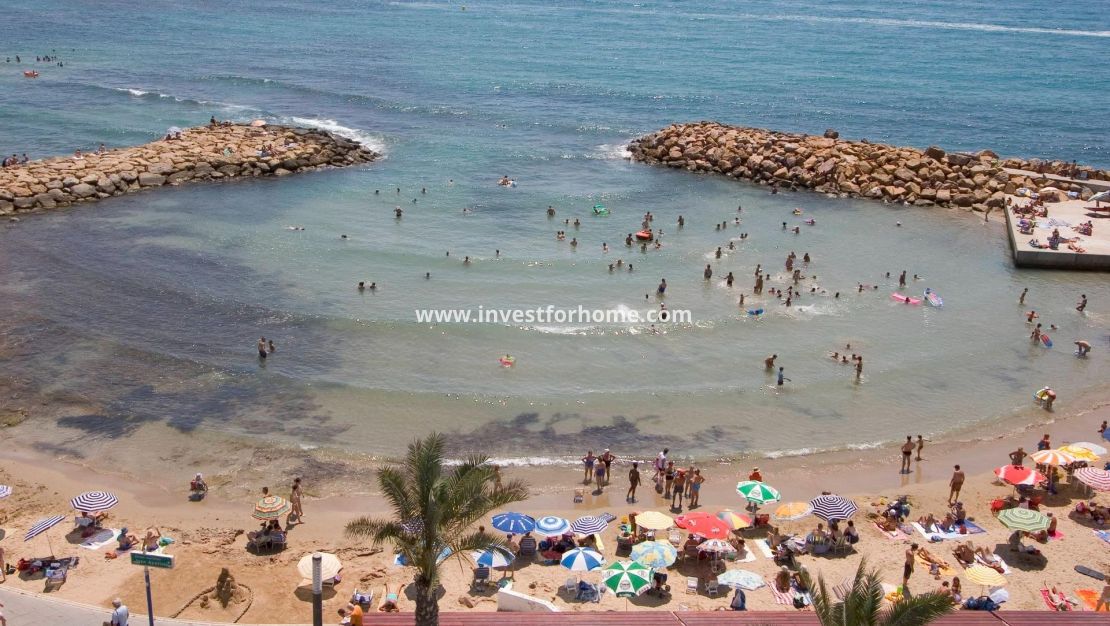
xmin=289 ymin=477 xmax=304 ymax=523
xmin=948 ymin=465 xmax=965 ymax=504
xmin=688 ymin=468 xmax=704 ymax=508
xmin=627 ymin=461 xmax=641 ymax=502
xmin=600 ymin=448 xmax=615 ymax=483
xmin=903 ymin=543 xmax=918 ymax=590
xmin=915 ymin=435 xmax=925 ymax=461
xmin=582 ymin=450 xmax=596 ymax=484
xmin=900 ymin=436 xmax=914 ymax=474
xmin=1019 ymin=288 xmax=1028 ymax=305
xmin=654 ymin=448 xmax=669 ymax=488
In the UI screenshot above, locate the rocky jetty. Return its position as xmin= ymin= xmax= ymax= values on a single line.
xmin=629 ymin=122 xmax=1108 ymax=211
xmin=0 ymin=123 xmax=378 ymax=216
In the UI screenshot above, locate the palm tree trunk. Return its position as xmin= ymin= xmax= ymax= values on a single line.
xmin=414 ymin=578 xmax=440 ymax=626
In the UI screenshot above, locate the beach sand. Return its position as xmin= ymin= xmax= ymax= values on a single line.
xmin=1 ymin=388 xmax=1109 ymax=621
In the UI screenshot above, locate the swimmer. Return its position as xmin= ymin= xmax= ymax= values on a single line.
xmin=464 ymin=256 xmax=471 ymax=265
xmin=715 ymin=247 xmax=722 ymax=259
xmin=570 ymin=238 xmax=578 ymax=247
xmin=395 ymin=207 xmax=403 ymax=218
xmin=792 ymin=226 xmax=800 ymax=234
xmin=677 ymin=215 xmax=685 ymax=227
xmin=358 ymin=281 xmax=365 ymax=291
xmin=716 ymin=224 xmax=721 ymax=231
xmin=628 ymin=264 xmax=633 ymax=272
xmin=841 ymin=355 xmax=849 ymax=364
xmin=609 ymin=264 xmax=615 ymax=272
xmin=830 ymin=352 xmax=839 ymax=360
xmin=496 ymin=249 xmax=500 ymax=257
xmin=625 ymin=233 xmax=633 ymax=246
xmin=728 ymin=241 xmax=735 ymax=250
xmin=1026 ymin=310 xmax=1038 ymax=323
xmin=421 ymin=187 xmax=426 ymax=194
xmin=602 ymin=243 xmax=609 ymax=252
xmin=659 ymin=303 xmax=667 ymax=320
xmin=547 ymin=205 xmax=555 ymax=216
xmin=369 ymin=282 xmax=376 ymax=290
xmin=462 ymin=207 xmax=473 ymax=214
xmin=574 ymin=218 xmax=581 ymax=227
xmin=657 ymin=279 xmax=667 ymax=295
xmin=782 ymin=222 xmax=787 ymax=230
xmin=738 ymin=294 xmax=745 ymax=306
xmin=1019 ymin=287 xmax=1028 ymax=304
xmin=654 ymin=241 xmax=662 ymax=249
xmin=340 ymin=234 xmax=348 ymax=239
xmin=726 ymin=272 xmax=734 ymax=287
xmin=425 ymin=272 xmax=431 ymax=279
xmin=704 ymin=264 xmax=713 ymax=280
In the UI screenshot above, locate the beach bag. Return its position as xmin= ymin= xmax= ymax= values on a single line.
xmin=792 ymin=594 xmax=806 ymax=609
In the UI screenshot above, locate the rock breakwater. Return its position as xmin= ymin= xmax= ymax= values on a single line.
xmin=629 ymin=122 xmax=1108 ymax=211
xmin=0 ymin=124 xmax=378 ymax=216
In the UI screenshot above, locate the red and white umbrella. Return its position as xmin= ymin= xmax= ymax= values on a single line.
xmin=674 ymin=512 xmax=732 ymax=540
xmin=1074 ymin=467 xmax=1110 ymax=492
xmin=994 ymin=465 xmax=1045 ymax=487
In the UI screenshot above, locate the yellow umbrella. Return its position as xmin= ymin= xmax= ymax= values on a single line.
xmin=1030 ymin=449 xmax=1076 ymax=466
xmin=1058 ymin=445 xmax=1099 ymax=462
xmin=297 ymin=552 xmax=342 ymax=585
xmin=634 ymin=511 xmax=674 ymax=530
xmin=773 ymin=501 xmax=812 ymax=521
xmin=964 ymin=565 xmax=1006 ymax=587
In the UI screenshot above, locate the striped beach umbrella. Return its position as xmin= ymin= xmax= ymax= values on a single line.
xmin=1060 ymin=444 xmax=1101 ymax=461
xmin=561 ymin=547 xmax=604 ymax=572
xmin=773 ymin=501 xmax=813 ymax=521
xmin=602 ymin=561 xmax=653 ymax=597
xmin=0 ymin=485 xmax=11 ymax=499
xmin=24 ymin=514 xmax=65 ymax=555
xmin=994 ymin=465 xmax=1045 ymax=487
xmin=70 ymin=491 xmax=118 ymax=512
xmin=717 ymin=568 xmax=766 ymax=590
xmin=631 ymin=540 xmax=677 ymax=569
xmin=1029 ymin=449 xmax=1076 ymax=466
xmin=491 ymin=512 xmax=535 ymax=534
xmin=809 ymin=495 xmax=859 ymax=521
xmin=1074 ymin=467 xmax=1110 ymax=492
xmin=571 ymin=515 xmax=608 ymax=535
xmin=252 ymin=495 xmax=291 ymax=520
xmin=998 ymin=508 xmax=1050 ymax=533
xmin=534 ymin=515 xmax=571 ymax=536
xmin=473 ymin=546 xmax=516 ymax=568
xmin=675 ymin=512 xmax=731 ymax=539
xmin=716 ymin=509 xmax=752 ymax=530
xmin=634 ymin=511 xmax=674 ymax=530
xmin=736 ymin=481 xmax=781 ymax=506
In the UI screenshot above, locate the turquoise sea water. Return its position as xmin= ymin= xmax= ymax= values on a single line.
xmin=1 ymin=1 xmax=1108 ymax=463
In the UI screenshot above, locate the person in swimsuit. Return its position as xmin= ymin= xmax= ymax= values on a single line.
xmin=257 ymin=337 xmax=268 ymax=359
xmin=671 ymin=467 xmax=686 ymax=509
xmin=599 ymin=449 xmax=615 ymax=483
xmin=688 ymin=468 xmax=704 ymax=508
xmin=289 ymin=477 xmax=304 ymax=523
xmin=582 ymin=450 xmax=596 ymax=483
xmin=664 ymin=461 xmax=676 ymax=498
xmin=948 ymin=465 xmax=965 ymax=503
xmin=900 ymin=436 xmax=914 ymax=473
xmin=627 ymin=461 xmax=640 ymax=502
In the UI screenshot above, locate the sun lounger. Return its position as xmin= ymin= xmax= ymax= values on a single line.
xmin=564 ymin=577 xmax=576 ymax=593
xmin=1095 ymin=530 xmax=1110 ymax=545
xmin=472 ymin=566 xmax=491 ymax=590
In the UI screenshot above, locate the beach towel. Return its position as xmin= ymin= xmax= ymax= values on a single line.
xmin=1039 ymin=589 xmax=1059 ymax=611
xmin=80 ymin=528 xmax=118 ymax=551
xmin=1095 ymin=530 xmax=1110 ymax=546
xmin=734 ymin=548 xmax=757 ymax=563
xmin=973 ymin=553 xmax=1011 ymax=575
xmin=1075 ymin=588 xmax=1109 ymax=612
xmin=873 ymin=522 xmax=905 ymax=540
xmin=911 ymin=521 xmax=983 ymax=541
xmin=598 ymin=512 xmax=616 ymax=524
xmin=754 ymin=539 xmax=774 ymax=559
xmin=769 ymin=585 xmax=806 ymax=607
xmin=915 ymin=554 xmax=955 ymax=577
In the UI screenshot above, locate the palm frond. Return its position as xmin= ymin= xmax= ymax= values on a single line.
xmin=882 ymin=592 xmax=955 ymax=626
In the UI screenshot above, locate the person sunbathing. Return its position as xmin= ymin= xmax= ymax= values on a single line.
xmin=117 ymin=528 xmax=137 ymax=551
xmin=915 ymin=546 xmax=949 ymax=570
xmin=1046 ymin=583 xmax=1074 ymax=611
xmin=791 ymin=569 xmax=810 ymax=593
xmin=950 ymin=577 xmax=962 ymax=604
xmin=774 ymin=566 xmax=791 ymax=593
xmin=1032 ymin=513 xmax=1057 ymax=542
xmin=938 ymin=513 xmax=957 ymax=532
xmin=142 ymin=528 xmax=161 ymax=552
xmin=917 ymin=513 xmax=938 ymax=529
xmin=952 ymin=541 xmax=975 ymax=566
xmin=378 ymin=584 xmax=400 ymax=612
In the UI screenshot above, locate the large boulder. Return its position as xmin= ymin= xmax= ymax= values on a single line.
xmin=924 ymin=146 xmax=946 ymax=161
xmin=70 ymin=183 xmax=97 ymax=198
xmin=823 ymin=129 xmax=839 ymax=139
xmin=138 ymin=172 xmax=166 ymax=187
xmin=946 ymin=153 xmax=972 ymax=167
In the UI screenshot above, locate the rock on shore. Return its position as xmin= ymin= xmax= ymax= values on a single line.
xmin=0 ymin=124 xmax=379 ymax=216
xmin=628 ymin=122 xmax=1108 ymax=211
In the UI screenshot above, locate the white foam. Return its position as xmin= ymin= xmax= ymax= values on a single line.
xmin=124 ymin=88 xmax=147 ymax=96
xmin=594 ymin=143 xmax=633 ymax=160
xmin=284 ymin=116 xmax=388 ymax=155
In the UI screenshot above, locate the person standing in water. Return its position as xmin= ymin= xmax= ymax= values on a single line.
xmin=900 ymin=436 xmax=914 ymax=473
xmin=915 ymin=435 xmax=925 ymax=461
xmin=898 ymin=271 xmax=907 ymax=288
xmin=765 ymin=354 xmax=777 ymax=370
xmin=1077 ymin=294 xmax=1087 ymax=312
xmin=776 ymin=367 xmax=788 ymax=386
xmin=657 ymin=278 xmax=667 ymax=296
xmin=1019 ymin=287 xmax=1028 ymax=305
xmin=627 ymin=461 xmax=641 ymax=502
xmin=704 ymin=264 xmax=713 ymax=280
xmin=257 ymin=337 xmax=268 ymax=359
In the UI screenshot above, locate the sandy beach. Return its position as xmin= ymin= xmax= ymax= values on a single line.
xmin=1 ymin=385 xmax=1108 ymax=621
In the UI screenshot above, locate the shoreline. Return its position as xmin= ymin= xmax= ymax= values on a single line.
xmin=0 ymin=123 xmax=378 ymax=218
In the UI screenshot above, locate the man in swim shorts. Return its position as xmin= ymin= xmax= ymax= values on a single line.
xmin=900 ymin=436 xmax=914 ymax=474
xmin=582 ymin=450 xmax=596 ymax=484
xmin=948 ymin=465 xmax=964 ymax=504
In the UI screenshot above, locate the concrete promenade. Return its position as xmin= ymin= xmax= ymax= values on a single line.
xmin=1003 ymin=197 xmax=1110 ymax=270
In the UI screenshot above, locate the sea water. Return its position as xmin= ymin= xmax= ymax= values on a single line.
xmin=0 ymin=0 xmax=1107 ymax=463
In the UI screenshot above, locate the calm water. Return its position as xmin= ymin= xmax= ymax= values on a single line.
xmin=1 ymin=0 xmax=1108 ymax=463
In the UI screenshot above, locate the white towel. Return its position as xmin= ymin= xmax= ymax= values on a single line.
xmin=754 ymin=539 xmax=774 ymax=559
xmin=735 ymin=548 xmax=757 ymax=563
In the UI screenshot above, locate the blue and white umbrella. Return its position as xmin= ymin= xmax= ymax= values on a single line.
xmin=473 ymin=546 xmax=516 ymax=568
xmin=25 ymin=514 xmax=65 ymax=555
xmin=571 ymin=515 xmax=608 ymax=535
xmin=70 ymin=491 xmax=118 ymax=512
xmin=809 ymin=494 xmax=859 ymax=522
xmin=535 ymin=515 xmax=571 ymax=536
xmin=491 ymin=512 xmax=535 ymax=534
xmin=0 ymin=485 xmax=11 ymax=499
xmin=561 ymin=547 xmax=605 ymax=572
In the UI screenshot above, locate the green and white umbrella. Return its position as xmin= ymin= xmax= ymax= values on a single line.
xmin=735 ymin=480 xmax=781 ymax=505
xmin=997 ymin=508 xmax=1050 ymax=533
xmin=602 ymin=561 xmax=653 ymax=597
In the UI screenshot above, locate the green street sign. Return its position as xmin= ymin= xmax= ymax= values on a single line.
xmin=130 ymin=551 xmax=175 ymax=569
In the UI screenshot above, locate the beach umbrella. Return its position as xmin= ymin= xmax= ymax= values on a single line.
xmin=773 ymin=501 xmax=813 ymax=521
xmin=70 ymin=491 xmax=118 ymax=512
xmin=965 ymin=564 xmax=1006 ymax=588
xmin=696 ymin=539 xmax=732 ymax=553
xmin=534 ymin=515 xmax=571 ymax=536
xmin=602 ymin=561 xmax=653 ymax=597
xmin=0 ymin=485 xmax=11 ymax=499
xmin=1090 ymin=191 xmax=1110 ymax=203
xmin=473 ymin=546 xmax=516 ymax=569
xmin=630 ymin=540 xmax=677 ymax=569
xmin=571 ymin=515 xmax=608 ymax=535
xmin=716 ymin=509 xmax=752 ymax=530
xmin=297 ymin=552 xmax=342 ymax=583
xmin=1074 ymin=467 xmax=1110 ymax=492
xmin=252 ymin=495 xmax=291 ymax=521
xmin=736 ymin=481 xmax=781 ymax=506
xmin=717 ymin=568 xmax=766 ymax=590
xmin=675 ymin=512 xmax=731 ymax=540
xmin=809 ymin=495 xmax=859 ymax=521
xmin=634 ymin=511 xmax=674 ymax=530
xmin=1060 ymin=444 xmax=1102 ymax=461
xmin=1069 ymin=442 xmax=1107 ymax=457
xmin=560 ymin=547 xmax=604 ymax=572
xmin=491 ymin=512 xmax=535 ymax=534
xmin=994 ymin=465 xmax=1045 ymax=487
xmin=997 ymin=508 xmax=1050 ymax=533
xmin=1029 ymin=449 xmax=1076 ymax=466
xmin=24 ymin=514 xmax=65 ymax=555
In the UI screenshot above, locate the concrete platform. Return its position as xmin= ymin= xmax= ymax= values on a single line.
xmin=1004 ymin=196 xmax=1110 ymax=270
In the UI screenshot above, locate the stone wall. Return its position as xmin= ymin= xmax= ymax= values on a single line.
xmin=628 ymin=122 xmax=1107 ymax=211
xmin=0 ymin=123 xmax=378 ymax=217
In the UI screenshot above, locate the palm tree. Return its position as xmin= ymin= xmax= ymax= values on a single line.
xmin=802 ymin=560 xmax=955 ymax=626
xmin=345 ymin=433 xmax=528 ymax=626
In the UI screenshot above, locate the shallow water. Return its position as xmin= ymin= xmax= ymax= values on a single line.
xmin=1 ymin=0 xmax=1108 ymax=463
